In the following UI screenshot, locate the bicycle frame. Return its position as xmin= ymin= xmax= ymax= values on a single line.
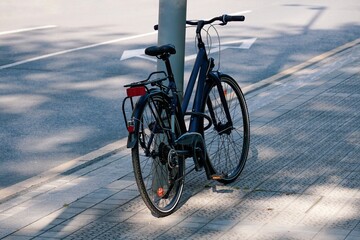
xmin=164 ymin=38 xmax=234 ymax=177
xmin=181 ymin=43 xmax=234 ymax=134
xmin=182 ymin=47 xmax=209 ymax=132
xmin=124 ymin=21 xmax=236 ymax=178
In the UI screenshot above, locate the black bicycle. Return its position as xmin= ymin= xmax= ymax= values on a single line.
xmin=122 ymin=14 xmax=250 ymax=217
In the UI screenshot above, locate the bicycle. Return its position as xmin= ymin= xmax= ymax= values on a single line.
xmin=122 ymin=14 xmax=250 ymax=217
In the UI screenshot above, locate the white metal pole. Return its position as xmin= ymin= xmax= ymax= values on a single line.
xmin=157 ymin=0 xmax=187 ymax=96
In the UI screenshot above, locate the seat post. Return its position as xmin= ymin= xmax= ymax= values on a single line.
xmin=163 ymin=56 xmax=175 ymax=83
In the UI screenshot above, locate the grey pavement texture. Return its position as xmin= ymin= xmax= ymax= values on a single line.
xmin=0 ymin=42 xmax=359 ymax=239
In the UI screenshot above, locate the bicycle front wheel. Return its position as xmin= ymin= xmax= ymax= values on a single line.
xmin=132 ymin=93 xmax=184 ymax=217
xmin=202 ymin=74 xmax=250 ymax=184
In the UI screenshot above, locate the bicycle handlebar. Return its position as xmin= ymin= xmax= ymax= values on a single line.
xmin=186 ymin=14 xmax=245 ymax=26
xmin=154 ymin=14 xmax=245 ymax=31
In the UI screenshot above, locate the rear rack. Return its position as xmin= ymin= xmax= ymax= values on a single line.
xmin=124 ymin=71 xmax=168 ymax=88
xmin=122 ymin=71 xmax=169 ymax=132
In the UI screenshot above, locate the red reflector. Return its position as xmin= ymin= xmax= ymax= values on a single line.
xmin=126 ymin=86 xmax=146 ymax=97
xmin=127 ymin=125 xmax=135 ymax=133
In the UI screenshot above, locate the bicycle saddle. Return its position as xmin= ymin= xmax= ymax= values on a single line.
xmin=145 ymin=44 xmax=176 ymax=57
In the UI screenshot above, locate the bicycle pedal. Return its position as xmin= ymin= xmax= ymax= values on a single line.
xmin=211 ymin=174 xmax=224 ymax=180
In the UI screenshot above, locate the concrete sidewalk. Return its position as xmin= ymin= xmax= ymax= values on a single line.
xmin=0 ymin=40 xmax=359 ymax=240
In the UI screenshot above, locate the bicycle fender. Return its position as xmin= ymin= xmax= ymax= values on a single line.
xmin=126 ymin=89 xmax=170 ymax=149
xmin=207 ymin=71 xmax=229 ymax=83
xmin=205 ymin=71 xmax=241 ymax=91
xmin=215 ymin=72 xmax=236 ymax=83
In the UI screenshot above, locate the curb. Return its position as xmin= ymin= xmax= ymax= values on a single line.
xmin=242 ymin=37 xmax=360 ymax=95
xmin=0 ymin=138 xmax=128 ymax=203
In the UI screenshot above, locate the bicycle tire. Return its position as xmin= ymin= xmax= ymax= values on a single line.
xmin=202 ymin=74 xmax=250 ymax=184
xmin=132 ymin=93 xmax=185 ymax=217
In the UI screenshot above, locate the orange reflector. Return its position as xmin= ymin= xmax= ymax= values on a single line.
xmin=211 ymin=174 xmax=223 ymax=180
xmin=126 ymin=86 xmax=146 ymax=97
xmin=157 ymin=187 xmax=165 ymax=197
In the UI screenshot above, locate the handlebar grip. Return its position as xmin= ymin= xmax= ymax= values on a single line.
xmin=224 ymin=15 xmax=245 ymax=22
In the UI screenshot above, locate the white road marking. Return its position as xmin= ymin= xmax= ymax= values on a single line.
xmin=229 ymin=10 xmax=252 ymax=15
xmin=0 ymin=10 xmax=252 ymax=70
xmin=0 ymin=25 xmax=57 ymax=36
xmin=0 ymin=31 xmax=156 ymax=70
xmin=120 ymin=38 xmax=257 ymax=62
xmin=120 ymin=48 xmax=156 ymax=62
xmin=186 ymin=38 xmax=257 ymax=61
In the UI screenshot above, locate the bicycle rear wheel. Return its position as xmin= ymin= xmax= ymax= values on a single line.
xmin=202 ymin=74 xmax=250 ymax=184
xmin=132 ymin=94 xmax=184 ymax=217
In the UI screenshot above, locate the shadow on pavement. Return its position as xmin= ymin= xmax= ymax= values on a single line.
xmin=0 ymin=4 xmax=359 ymax=238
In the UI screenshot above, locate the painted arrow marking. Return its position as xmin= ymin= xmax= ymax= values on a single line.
xmin=120 ymin=38 xmax=257 ymax=62
xmin=120 ymin=48 xmax=155 ymax=62
xmin=185 ymin=38 xmax=257 ymax=62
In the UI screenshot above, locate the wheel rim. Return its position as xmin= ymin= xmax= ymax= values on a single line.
xmin=134 ymin=96 xmax=184 ymax=215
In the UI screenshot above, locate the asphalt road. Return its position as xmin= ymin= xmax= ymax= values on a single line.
xmin=0 ymin=0 xmax=359 ymax=188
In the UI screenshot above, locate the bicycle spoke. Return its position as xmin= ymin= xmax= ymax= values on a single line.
xmin=203 ymin=76 xmax=250 ymax=183
xmin=131 ymin=95 xmax=184 ymax=217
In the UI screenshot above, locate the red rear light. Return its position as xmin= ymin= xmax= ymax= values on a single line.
xmin=126 ymin=86 xmax=146 ymax=97
xmin=127 ymin=125 xmax=135 ymax=133
xmin=127 ymin=120 xmax=135 ymax=133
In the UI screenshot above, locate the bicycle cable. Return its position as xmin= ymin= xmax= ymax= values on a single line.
xmin=190 ymin=24 xmax=222 ymax=71
xmin=204 ymin=24 xmax=221 ymax=71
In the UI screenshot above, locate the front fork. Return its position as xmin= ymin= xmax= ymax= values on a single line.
xmin=206 ymin=71 xmax=233 ymax=132
xmin=199 ymin=70 xmax=234 ymax=179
